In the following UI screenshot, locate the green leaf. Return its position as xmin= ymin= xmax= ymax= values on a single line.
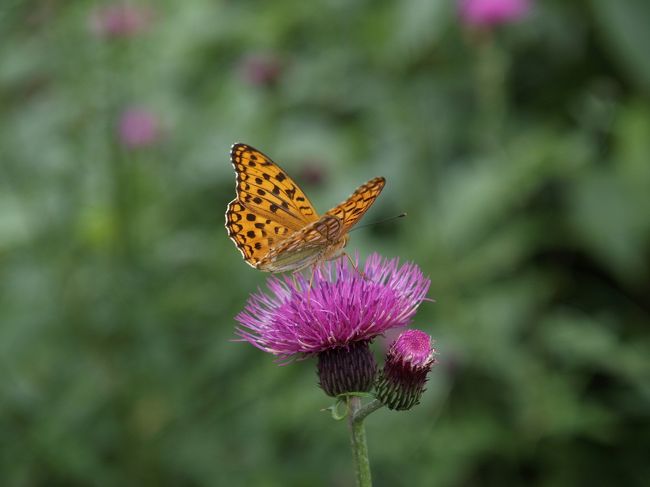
xmin=591 ymin=0 xmax=650 ymax=92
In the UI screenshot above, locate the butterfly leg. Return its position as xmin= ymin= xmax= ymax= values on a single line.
xmin=291 ymin=272 xmax=300 ymax=291
xmin=344 ymin=252 xmax=367 ymax=280
xmin=306 ymin=261 xmax=320 ymax=303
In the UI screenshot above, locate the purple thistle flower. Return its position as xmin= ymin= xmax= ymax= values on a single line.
xmin=458 ymin=0 xmax=531 ymax=28
xmin=235 ymin=253 xmax=431 ymax=362
xmin=375 ymin=329 xmax=436 ymax=410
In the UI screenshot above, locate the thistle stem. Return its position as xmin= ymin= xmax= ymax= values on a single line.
xmin=354 ymin=399 xmax=384 ymax=423
xmin=347 ymin=398 xmax=384 ymax=487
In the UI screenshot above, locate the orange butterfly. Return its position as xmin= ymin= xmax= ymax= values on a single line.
xmin=225 ymin=143 xmax=385 ymax=273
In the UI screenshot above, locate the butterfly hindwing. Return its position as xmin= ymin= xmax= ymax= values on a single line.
xmin=257 ymin=215 xmax=343 ymax=272
xmin=225 ymin=200 xmax=292 ymax=267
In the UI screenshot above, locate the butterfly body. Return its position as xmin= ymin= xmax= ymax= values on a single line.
xmin=226 ymin=143 xmax=384 ymax=273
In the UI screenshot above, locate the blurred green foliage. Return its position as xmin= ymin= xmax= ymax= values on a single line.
xmin=1 ymin=1 xmax=650 ymax=486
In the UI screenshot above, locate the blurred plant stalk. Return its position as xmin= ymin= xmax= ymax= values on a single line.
xmin=475 ymin=34 xmax=508 ymax=152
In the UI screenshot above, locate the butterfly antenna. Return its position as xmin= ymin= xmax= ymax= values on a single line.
xmin=349 ymin=212 xmax=407 ymax=232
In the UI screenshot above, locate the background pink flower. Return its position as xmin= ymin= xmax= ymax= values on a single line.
xmin=238 ymin=53 xmax=283 ymax=87
xmin=89 ymin=4 xmax=153 ymax=39
xmin=117 ymin=108 xmax=161 ymax=149
xmin=459 ymin=0 xmax=531 ymax=27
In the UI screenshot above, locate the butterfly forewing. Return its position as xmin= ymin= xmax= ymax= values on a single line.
xmin=326 ymin=176 xmax=385 ymax=233
xmin=230 ymin=144 xmax=319 ymax=230
xmin=226 ymin=143 xmax=321 ymax=268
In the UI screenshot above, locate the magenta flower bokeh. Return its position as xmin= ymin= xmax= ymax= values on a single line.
xmin=89 ymin=4 xmax=153 ymax=39
xmin=458 ymin=0 xmax=531 ymax=27
xmin=117 ymin=108 xmax=161 ymax=149
xmin=238 ymin=53 xmax=283 ymax=87
xmin=235 ymin=253 xmax=431 ymax=361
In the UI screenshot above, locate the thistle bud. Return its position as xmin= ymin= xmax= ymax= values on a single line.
xmin=375 ymin=330 xmax=435 ymax=410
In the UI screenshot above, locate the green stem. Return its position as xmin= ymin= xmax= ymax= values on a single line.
xmin=354 ymin=399 xmax=384 ymax=423
xmin=474 ymin=33 xmax=508 ymax=152
xmin=347 ymin=398 xmax=384 ymax=487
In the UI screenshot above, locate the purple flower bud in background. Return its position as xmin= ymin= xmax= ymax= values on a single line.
xmin=89 ymin=4 xmax=153 ymax=39
xmin=117 ymin=107 xmax=161 ymax=149
xmin=299 ymin=162 xmax=327 ymax=188
xmin=235 ymin=253 xmax=431 ymax=396
xmin=458 ymin=0 xmax=531 ymax=28
xmin=375 ymin=329 xmax=436 ymax=410
xmin=238 ymin=53 xmax=283 ymax=87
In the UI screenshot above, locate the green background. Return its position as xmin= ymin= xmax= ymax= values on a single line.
xmin=2 ymin=1 xmax=649 ymax=486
